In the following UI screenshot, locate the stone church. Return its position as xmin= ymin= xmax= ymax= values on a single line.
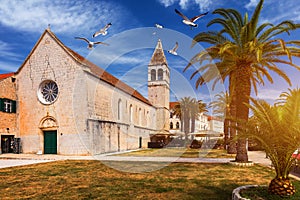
xmin=0 ymin=28 xmax=171 ymax=155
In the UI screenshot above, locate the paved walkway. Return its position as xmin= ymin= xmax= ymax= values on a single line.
xmin=0 ymin=150 xmax=270 ymax=168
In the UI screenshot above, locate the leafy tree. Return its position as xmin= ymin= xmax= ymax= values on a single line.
xmin=242 ymin=88 xmax=300 ymax=196
xmin=184 ymin=0 xmax=300 ymax=161
xmin=209 ymin=91 xmax=230 ymax=150
xmin=173 ymin=97 xmax=207 ymax=142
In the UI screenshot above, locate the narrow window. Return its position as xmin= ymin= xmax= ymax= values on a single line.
xmin=158 ymin=69 xmax=163 ymax=80
xmin=139 ymin=108 xmax=142 ymax=125
xmin=170 ymin=122 xmax=173 ymax=129
xmin=118 ymin=99 xmax=122 ymax=120
xmin=151 ymin=69 xmax=156 ymax=81
xmin=129 ymin=104 xmax=133 ymax=123
xmin=176 ymin=122 xmax=180 ymax=129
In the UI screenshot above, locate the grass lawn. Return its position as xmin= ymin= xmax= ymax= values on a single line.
xmin=113 ymin=148 xmax=236 ymax=159
xmin=1 ymin=160 xmax=299 ymax=199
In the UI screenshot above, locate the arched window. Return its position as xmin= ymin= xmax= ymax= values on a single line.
xmin=118 ymin=99 xmax=122 ymax=120
xmin=176 ymin=122 xmax=180 ymax=129
xmin=129 ymin=104 xmax=133 ymax=123
xmin=158 ymin=69 xmax=163 ymax=80
xmin=151 ymin=69 xmax=156 ymax=81
xmin=170 ymin=122 xmax=173 ymax=129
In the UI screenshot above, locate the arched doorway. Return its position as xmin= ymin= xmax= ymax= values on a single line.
xmin=39 ymin=116 xmax=58 ymax=154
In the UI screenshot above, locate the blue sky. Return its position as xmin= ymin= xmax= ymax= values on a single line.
xmin=0 ymin=0 xmax=300 ymax=105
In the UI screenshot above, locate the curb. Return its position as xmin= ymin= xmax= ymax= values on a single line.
xmin=232 ymin=185 xmax=267 ymax=200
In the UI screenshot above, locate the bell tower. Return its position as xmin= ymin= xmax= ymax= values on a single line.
xmin=148 ymin=39 xmax=170 ymax=133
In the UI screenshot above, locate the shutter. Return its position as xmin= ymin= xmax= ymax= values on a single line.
xmin=11 ymin=100 xmax=16 ymax=113
xmin=0 ymin=98 xmax=4 ymax=112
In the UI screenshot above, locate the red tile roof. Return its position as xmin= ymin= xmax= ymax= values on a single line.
xmin=16 ymin=29 xmax=152 ymax=106
xmin=169 ymin=101 xmax=179 ymax=110
xmin=0 ymin=72 xmax=14 ymax=80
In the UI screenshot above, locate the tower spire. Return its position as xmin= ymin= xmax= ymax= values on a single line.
xmin=149 ymin=39 xmax=168 ymax=66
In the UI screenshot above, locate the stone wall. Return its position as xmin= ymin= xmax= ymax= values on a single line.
xmin=0 ymin=76 xmax=17 ymax=135
xmin=16 ymin=31 xmax=89 ymax=155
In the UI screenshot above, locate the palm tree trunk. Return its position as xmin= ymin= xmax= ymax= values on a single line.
xmin=269 ymin=177 xmax=296 ymax=196
xmin=235 ymin=65 xmax=251 ymax=162
xmin=191 ymin=115 xmax=195 ymax=133
xmin=228 ymin=73 xmax=237 ymax=154
xmin=223 ymin=116 xmax=229 ymax=149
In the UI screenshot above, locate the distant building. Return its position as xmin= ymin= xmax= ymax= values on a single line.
xmin=169 ymin=102 xmax=224 ymax=136
xmin=0 ymin=29 xmax=171 ymax=155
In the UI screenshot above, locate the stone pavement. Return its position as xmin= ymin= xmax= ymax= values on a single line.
xmin=0 ymin=150 xmax=269 ymax=169
xmin=1 ymin=150 xmax=299 ymax=179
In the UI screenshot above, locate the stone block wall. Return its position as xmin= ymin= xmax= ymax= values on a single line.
xmin=16 ymin=32 xmax=89 ymax=155
xmin=0 ymin=77 xmax=17 ymax=135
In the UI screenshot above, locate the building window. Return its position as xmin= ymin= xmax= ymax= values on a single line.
xmin=118 ymin=99 xmax=122 ymax=120
xmin=37 ymin=80 xmax=58 ymax=105
xmin=176 ymin=122 xmax=180 ymax=129
xmin=0 ymin=98 xmax=16 ymax=113
xmin=139 ymin=108 xmax=142 ymax=125
xmin=158 ymin=69 xmax=163 ymax=80
xmin=129 ymin=104 xmax=133 ymax=123
xmin=151 ymin=69 xmax=156 ymax=81
xmin=170 ymin=122 xmax=173 ymax=129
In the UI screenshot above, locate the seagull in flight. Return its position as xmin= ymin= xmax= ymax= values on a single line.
xmin=153 ymin=23 xmax=163 ymax=35
xmin=175 ymin=9 xmax=208 ymax=28
xmin=168 ymin=42 xmax=179 ymax=56
xmin=75 ymin=37 xmax=109 ymax=50
xmin=93 ymin=22 xmax=112 ymax=37
xmin=155 ymin=23 xmax=163 ymax=29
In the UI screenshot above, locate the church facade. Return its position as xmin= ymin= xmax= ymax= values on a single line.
xmin=0 ymin=29 xmax=170 ymax=155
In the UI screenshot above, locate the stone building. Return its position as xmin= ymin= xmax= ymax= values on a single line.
xmin=0 ymin=28 xmax=170 ymax=155
xmin=0 ymin=73 xmax=17 ymax=153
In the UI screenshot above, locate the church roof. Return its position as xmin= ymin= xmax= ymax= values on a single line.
xmin=149 ymin=39 xmax=168 ymax=66
xmin=0 ymin=72 xmax=14 ymax=80
xmin=16 ymin=29 xmax=152 ymax=106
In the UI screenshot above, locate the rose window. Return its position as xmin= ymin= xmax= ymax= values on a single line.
xmin=38 ymin=80 xmax=59 ymax=104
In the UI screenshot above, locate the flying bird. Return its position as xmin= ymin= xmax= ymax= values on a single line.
xmin=168 ymin=42 xmax=179 ymax=56
xmin=155 ymin=23 xmax=163 ymax=29
xmin=75 ymin=37 xmax=109 ymax=50
xmin=93 ymin=22 xmax=112 ymax=37
xmin=175 ymin=9 xmax=208 ymax=28
xmin=153 ymin=23 xmax=164 ymax=35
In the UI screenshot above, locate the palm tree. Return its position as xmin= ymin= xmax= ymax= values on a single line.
xmin=242 ymin=88 xmax=300 ymax=196
xmin=173 ymin=97 xmax=206 ymax=143
xmin=184 ymin=0 xmax=300 ymax=162
xmin=209 ymin=91 xmax=230 ymax=150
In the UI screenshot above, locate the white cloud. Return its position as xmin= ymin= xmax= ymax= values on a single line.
xmin=0 ymin=0 xmax=123 ymax=34
xmin=245 ymin=0 xmax=300 ymax=24
xmin=194 ymin=0 xmax=213 ymax=12
xmin=255 ymin=88 xmax=282 ymax=102
xmin=179 ymin=0 xmax=190 ymax=10
xmin=245 ymin=0 xmax=259 ymax=10
xmin=0 ymin=41 xmax=22 ymax=60
xmin=159 ymin=0 xmax=177 ymax=7
xmin=157 ymin=0 xmax=212 ymax=12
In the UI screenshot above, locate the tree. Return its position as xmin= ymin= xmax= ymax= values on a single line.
xmin=173 ymin=97 xmax=207 ymax=143
xmin=242 ymin=88 xmax=300 ymax=196
xmin=209 ymin=91 xmax=230 ymax=150
xmin=184 ymin=0 xmax=300 ymax=162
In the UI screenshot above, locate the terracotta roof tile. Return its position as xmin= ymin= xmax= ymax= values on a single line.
xmin=0 ymin=72 xmax=14 ymax=80
xmin=169 ymin=101 xmax=179 ymax=110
